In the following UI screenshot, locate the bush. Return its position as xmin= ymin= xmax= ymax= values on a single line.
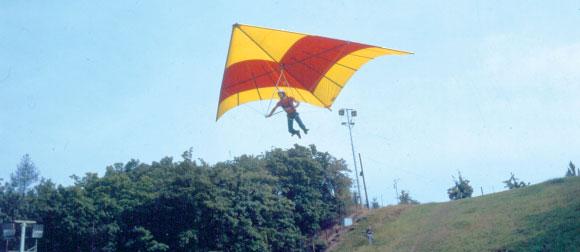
xmin=565 ymin=161 xmax=577 ymax=177
xmin=447 ymin=172 xmax=473 ymax=200
xmin=503 ymin=173 xmax=529 ymax=189
xmin=399 ymin=190 xmax=420 ymax=205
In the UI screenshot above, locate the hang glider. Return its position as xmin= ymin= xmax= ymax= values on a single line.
xmin=216 ymin=24 xmax=411 ymax=120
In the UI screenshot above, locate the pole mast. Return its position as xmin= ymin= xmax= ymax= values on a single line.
xmin=359 ymin=153 xmax=370 ymax=209
xmin=346 ymin=110 xmax=363 ymax=207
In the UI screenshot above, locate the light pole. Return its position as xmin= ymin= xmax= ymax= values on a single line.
xmin=358 ymin=153 xmax=370 ymax=209
xmin=5 ymin=220 xmax=42 ymax=252
xmin=339 ymin=108 xmax=363 ymax=207
xmin=14 ymin=220 xmax=35 ymax=252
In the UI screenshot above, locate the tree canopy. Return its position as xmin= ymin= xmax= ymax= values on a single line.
xmin=0 ymin=145 xmax=352 ymax=252
xmin=398 ymin=190 xmax=420 ymax=205
xmin=565 ymin=161 xmax=577 ymax=177
xmin=10 ymin=154 xmax=39 ymax=195
xmin=447 ymin=172 xmax=473 ymax=200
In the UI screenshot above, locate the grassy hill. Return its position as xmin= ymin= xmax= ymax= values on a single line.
xmin=332 ymin=176 xmax=580 ymax=251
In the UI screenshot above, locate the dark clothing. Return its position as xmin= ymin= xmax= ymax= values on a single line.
xmin=287 ymin=112 xmax=306 ymax=135
xmin=366 ymin=228 xmax=374 ymax=245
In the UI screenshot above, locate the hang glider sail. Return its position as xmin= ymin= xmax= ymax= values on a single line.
xmin=216 ymin=24 xmax=412 ymax=120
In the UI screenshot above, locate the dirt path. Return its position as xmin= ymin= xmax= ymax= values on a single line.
xmin=326 ymin=205 xmax=412 ymax=251
xmin=323 ymin=209 xmax=369 ymax=251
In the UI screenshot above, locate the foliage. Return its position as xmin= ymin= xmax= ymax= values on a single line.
xmin=10 ymin=154 xmax=40 ymax=195
xmin=565 ymin=161 xmax=577 ymax=177
xmin=503 ymin=173 xmax=529 ymax=189
xmin=0 ymin=145 xmax=352 ymax=252
xmin=447 ymin=171 xmax=473 ymax=200
xmin=398 ymin=190 xmax=420 ymax=205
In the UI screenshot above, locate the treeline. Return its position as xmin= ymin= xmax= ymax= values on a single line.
xmin=0 ymin=145 xmax=353 ymax=251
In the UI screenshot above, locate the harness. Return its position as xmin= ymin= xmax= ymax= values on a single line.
xmin=279 ymin=97 xmax=296 ymax=114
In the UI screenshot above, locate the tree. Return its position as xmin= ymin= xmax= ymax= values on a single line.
xmin=447 ymin=172 xmax=473 ymax=200
xmin=264 ymin=145 xmax=351 ymax=249
xmin=399 ymin=190 xmax=420 ymax=205
xmin=503 ymin=173 xmax=529 ymax=189
xmin=125 ymin=226 xmax=169 ymax=252
xmin=10 ymin=154 xmax=39 ymax=195
xmin=0 ymin=145 xmax=351 ymax=251
xmin=565 ymin=161 xmax=577 ymax=177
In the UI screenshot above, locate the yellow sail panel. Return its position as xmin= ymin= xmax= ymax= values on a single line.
xmin=238 ymin=88 xmax=263 ymax=105
xmin=238 ymin=25 xmax=306 ymax=63
xmin=311 ymin=77 xmax=343 ymax=107
xmin=217 ymin=94 xmax=239 ymax=119
xmin=225 ymin=27 xmax=274 ymax=67
xmin=352 ymin=47 xmax=411 ymax=58
xmin=216 ymin=87 xmax=326 ymax=119
xmin=279 ymin=87 xmax=326 ymax=108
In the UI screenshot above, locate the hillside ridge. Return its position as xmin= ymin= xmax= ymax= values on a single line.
xmin=332 ymin=176 xmax=580 ymax=251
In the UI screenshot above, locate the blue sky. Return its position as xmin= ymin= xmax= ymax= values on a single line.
xmin=1 ymin=0 xmax=579 ymax=204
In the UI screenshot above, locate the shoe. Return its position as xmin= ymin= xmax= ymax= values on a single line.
xmin=295 ymin=131 xmax=302 ymax=139
xmin=303 ymin=128 xmax=309 ymax=135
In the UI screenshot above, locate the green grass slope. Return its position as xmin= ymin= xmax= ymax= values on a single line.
xmin=333 ymin=176 xmax=580 ymax=251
